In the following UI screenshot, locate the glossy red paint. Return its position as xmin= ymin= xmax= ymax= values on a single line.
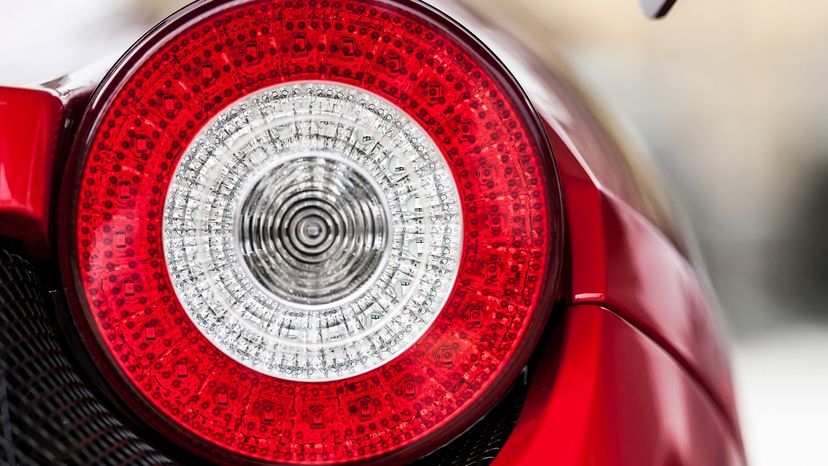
xmin=493 ymin=305 xmax=744 ymax=466
xmin=0 ymin=86 xmax=64 ymax=256
xmin=547 ymin=125 xmax=740 ymax=431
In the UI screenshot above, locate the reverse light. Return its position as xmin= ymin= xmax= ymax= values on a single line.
xmin=60 ymin=0 xmax=563 ymax=464
xmin=164 ymin=81 xmax=463 ymax=382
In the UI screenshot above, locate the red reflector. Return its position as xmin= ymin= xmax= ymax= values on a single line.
xmin=61 ymin=0 xmax=563 ymax=464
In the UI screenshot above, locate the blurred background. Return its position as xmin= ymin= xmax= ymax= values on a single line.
xmin=0 ymin=0 xmax=824 ymax=464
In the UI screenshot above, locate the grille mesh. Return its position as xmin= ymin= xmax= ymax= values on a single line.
xmin=413 ymin=380 xmax=527 ymax=466
xmin=0 ymin=251 xmax=172 ymax=466
xmin=0 ymin=248 xmax=524 ymax=465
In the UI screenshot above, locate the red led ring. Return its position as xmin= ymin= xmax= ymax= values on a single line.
xmin=59 ymin=0 xmax=563 ymax=464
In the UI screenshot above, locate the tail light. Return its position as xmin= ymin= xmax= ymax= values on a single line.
xmin=59 ymin=0 xmax=563 ymax=464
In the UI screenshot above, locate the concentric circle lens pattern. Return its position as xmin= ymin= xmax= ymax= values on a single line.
xmin=68 ymin=1 xmax=561 ymax=464
xmin=163 ymin=82 xmax=462 ymax=381
xmin=238 ymin=154 xmax=390 ymax=307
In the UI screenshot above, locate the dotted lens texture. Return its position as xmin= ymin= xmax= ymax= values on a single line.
xmin=73 ymin=1 xmax=557 ymax=464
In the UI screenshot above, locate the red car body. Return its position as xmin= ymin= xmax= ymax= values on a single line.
xmin=0 ymin=1 xmax=744 ymax=464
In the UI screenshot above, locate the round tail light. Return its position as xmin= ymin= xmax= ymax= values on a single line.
xmin=60 ymin=0 xmax=563 ymax=464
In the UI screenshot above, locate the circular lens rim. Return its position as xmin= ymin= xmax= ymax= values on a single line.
xmin=57 ymin=0 xmax=565 ymax=464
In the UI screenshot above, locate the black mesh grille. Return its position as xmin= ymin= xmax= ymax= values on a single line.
xmin=0 ymin=248 xmax=526 ymax=465
xmin=412 ymin=378 xmax=527 ymax=466
xmin=0 ymin=251 xmax=173 ymax=466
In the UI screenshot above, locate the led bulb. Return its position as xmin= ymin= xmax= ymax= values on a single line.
xmin=163 ymin=82 xmax=463 ymax=382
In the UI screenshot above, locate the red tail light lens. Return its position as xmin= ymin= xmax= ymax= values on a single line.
xmin=61 ymin=0 xmax=562 ymax=464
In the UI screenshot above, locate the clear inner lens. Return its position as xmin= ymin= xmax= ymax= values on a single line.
xmin=163 ymin=82 xmax=463 ymax=382
xmin=238 ymin=155 xmax=390 ymax=306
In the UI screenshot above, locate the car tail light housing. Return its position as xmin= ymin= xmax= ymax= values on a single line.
xmin=59 ymin=0 xmax=563 ymax=464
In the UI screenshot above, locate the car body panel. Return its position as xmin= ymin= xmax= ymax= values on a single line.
xmin=0 ymin=74 xmax=95 ymax=257
xmin=493 ymin=305 xmax=744 ymax=466
xmin=0 ymin=86 xmax=64 ymax=256
xmin=438 ymin=0 xmax=741 ymax=442
xmin=545 ymin=117 xmax=742 ymax=444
